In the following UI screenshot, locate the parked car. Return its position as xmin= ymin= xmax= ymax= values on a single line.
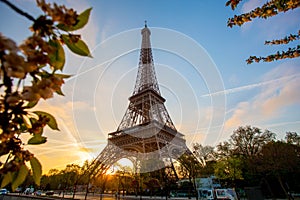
xmin=34 ymin=190 xmax=42 ymax=196
xmin=45 ymin=191 xmax=54 ymax=195
xmin=0 ymin=189 xmax=9 ymax=195
xmin=15 ymin=187 xmax=22 ymax=193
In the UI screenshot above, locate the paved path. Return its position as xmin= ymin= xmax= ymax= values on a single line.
xmin=7 ymin=192 xmax=195 ymax=200
xmin=63 ymin=193 xmax=195 ymax=200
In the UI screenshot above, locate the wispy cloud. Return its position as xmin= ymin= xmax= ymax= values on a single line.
xmin=264 ymin=120 xmax=300 ymax=128
xmin=241 ymin=0 xmax=264 ymax=13
xmin=201 ymin=73 xmax=300 ymax=97
xmin=239 ymin=0 xmax=300 ymax=37
xmin=224 ymin=62 xmax=300 ymax=132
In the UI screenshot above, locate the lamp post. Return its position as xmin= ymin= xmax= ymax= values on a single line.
xmin=139 ymin=173 xmax=142 ymax=200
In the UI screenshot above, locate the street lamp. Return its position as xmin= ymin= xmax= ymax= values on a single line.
xmin=139 ymin=173 xmax=142 ymax=200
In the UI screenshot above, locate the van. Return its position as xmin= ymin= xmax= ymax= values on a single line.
xmin=198 ymin=188 xmax=237 ymax=200
xmin=24 ymin=188 xmax=34 ymax=195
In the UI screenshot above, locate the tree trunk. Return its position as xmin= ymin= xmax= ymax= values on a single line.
xmin=62 ymin=188 xmax=65 ymax=199
xmin=261 ymin=177 xmax=275 ymax=199
xmin=72 ymin=183 xmax=77 ymax=199
xmin=188 ymin=176 xmax=192 ymax=199
xmin=84 ymin=184 xmax=88 ymax=200
xmin=85 ymin=176 xmax=90 ymax=200
xmin=192 ymin=176 xmax=198 ymax=200
xmin=277 ymin=175 xmax=288 ymax=198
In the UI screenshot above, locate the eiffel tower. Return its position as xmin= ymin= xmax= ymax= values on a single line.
xmin=92 ymin=23 xmax=192 ymax=177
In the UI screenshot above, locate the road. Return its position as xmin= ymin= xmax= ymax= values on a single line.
xmin=62 ymin=193 xmax=191 ymax=200
xmin=8 ymin=193 xmax=193 ymax=200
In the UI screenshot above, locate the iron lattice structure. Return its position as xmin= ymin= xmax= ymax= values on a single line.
xmin=93 ymin=24 xmax=192 ymax=177
xmin=117 ymin=25 xmax=175 ymax=131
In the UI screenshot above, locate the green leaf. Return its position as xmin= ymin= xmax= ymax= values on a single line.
xmin=28 ymin=135 xmax=47 ymax=145
xmin=25 ymin=100 xmax=38 ymax=108
xmin=57 ymin=24 xmax=69 ymax=32
xmin=30 ymin=157 xmax=42 ymax=186
xmin=73 ymin=8 xmax=92 ymax=30
xmin=22 ymin=114 xmax=32 ymax=129
xmin=11 ymin=164 xmax=29 ymax=191
xmin=61 ymin=34 xmax=92 ymax=57
xmin=1 ymin=172 xmax=12 ymax=188
xmin=55 ymin=87 xmax=64 ymax=96
xmin=57 ymin=8 xmax=92 ymax=31
xmin=49 ymin=39 xmax=65 ymax=71
xmin=34 ymin=111 xmax=59 ymax=130
xmin=54 ymin=73 xmax=72 ymax=79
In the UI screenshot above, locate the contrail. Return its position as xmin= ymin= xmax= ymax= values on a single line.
xmin=264 ymin=120 xmax=300 ymax=128
xmin=201 ymin=73 xmax=300 ymax=97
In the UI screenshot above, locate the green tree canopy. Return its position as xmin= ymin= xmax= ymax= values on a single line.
xmin=230 ymin=126 xmax=276 ymax=158
xmin=214 ymin=156 xmax=244 ymax=182
xmin=192 ymin=143 xmax=216 ymax=167
xmin=285 ymin=131 xmax=300 ymax=145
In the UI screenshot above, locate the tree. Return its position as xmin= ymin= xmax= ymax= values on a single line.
xmin=0 ymin=0 xmax=91 ymax=190
xmin=229 ymin=125 xmax=275 ymax=158
xmin=59 ymin=164 xmax=83 ymax=198
xmin=254 ymin=141 xmax=300 ymax=198
xmin=144 ymin=178 xmax=160 ymax=197
xmin=42 ymin=168 xmax=61 ymax=190
xmin=215 ymin=126 xmax=276 ymax=188
xmin=39 ymin=161 xmax=94 ymax=195
xmin=73 ymin=160 xmax=93 ymax=197
xmin=226 ymin=0 xmax=300 ymax=64
xmin=214 ymin=156 xmax=244 ymax=184
xmin=113 ymin=164 xmax=134 ymax=196
xmin=285 ymin=131 xmax=300 ymax=145
xmin=192 ymin=143 xmax=216 ymax=168
xmin=177 ymin=153 xmax=201 ymax=199
xmin=216 ymin=141 xmax=232 ymax=159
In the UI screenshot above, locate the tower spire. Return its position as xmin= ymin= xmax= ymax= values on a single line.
xmin=132 ymin=23 xmax=160 ymax=95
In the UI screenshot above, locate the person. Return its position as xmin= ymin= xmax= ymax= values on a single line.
xmin=288 ymin=191 xmax=294 ymax=200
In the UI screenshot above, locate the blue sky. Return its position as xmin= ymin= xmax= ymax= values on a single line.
xmin=1 ymin=0 xmax=299 ymax=173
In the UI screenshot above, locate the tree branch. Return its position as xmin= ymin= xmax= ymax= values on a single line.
xmin=227 ymin=0 xmax=300 ymax=27
xmin=265 ymin=31 xmax=300 ymax=45
xmin=0 ymin=0 xmax=35 ymax=22
xmin=246 ymin=45 xmax=300 ymax=64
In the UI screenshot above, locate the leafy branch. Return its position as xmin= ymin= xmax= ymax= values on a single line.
xmin=265 ymin=30 xmax=300 ymax=45
xmin=226 ymin=0 xmax=300 ymax=64
xmin=0 ymin=0 xmax=92 ymax=190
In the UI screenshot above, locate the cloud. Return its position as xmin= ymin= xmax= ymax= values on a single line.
xmin=241 ymin=0 xmax=264 ymax=13
xmin=239 ymin=0 xmax=265 ymax=31
xmin=201 ymin=73 xmax=300 ymax=97
xmin=225 ymin=101 xmax=251 ymax=128
xmin=224 ymin=61 xmax=300 ymax=131
xmin=264 ymin=120 xmax=300 ymax=129
xmin=24 ymin=96 xmax=99 ymax=173
xmin=258 ymin=10 xmax=300 ymax=38
xmin=261 ymin=76 xmax=300 ymax=115
xmin=239 ymin=0 xmax=300 ymax=37
xmin=65 ymin=1 xmax=118 ymax=48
